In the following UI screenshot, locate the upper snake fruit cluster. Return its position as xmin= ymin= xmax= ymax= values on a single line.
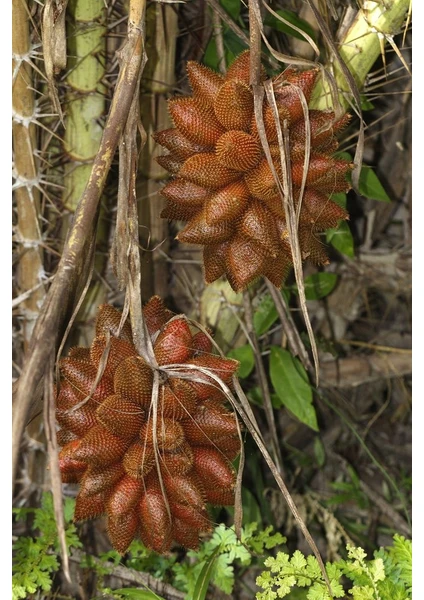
xmin=56 ymin=297 xmax=240 ymax=554
xmin=154 ymin=50 xmax=352 ymax=292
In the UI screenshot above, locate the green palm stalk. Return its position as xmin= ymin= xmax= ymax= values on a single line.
xmin=62 ymin=0 xmax=107 ymax=342
xmin=63 ymin=0 xmax=106 ymax=211
xmin=311 ymin=0 xmax=410 ymax=111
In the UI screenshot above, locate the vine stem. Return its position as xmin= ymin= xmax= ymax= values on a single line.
xmin=242 ymin=290 xmax=284 ymax=476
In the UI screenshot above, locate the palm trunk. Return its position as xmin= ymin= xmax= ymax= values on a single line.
xmin=13 ymin=0 xmax=45 ymax=346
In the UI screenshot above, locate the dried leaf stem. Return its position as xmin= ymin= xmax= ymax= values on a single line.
xmin=212 ymin=10 xmax=226 ymax=75
xmin=243 ymin=290 xmax=284 ymax=475
xmin=43 ymin=353 xmax=70 ymax=582
xmin=42 ymin=0 xmax=68 ymax=121
xmin=113 ymin=47 xmax=155 ymax=366
xmin=265 ymin=279 xmax=313 ymax=374
xmin=248 ymin=0 xmax=320 ymax=384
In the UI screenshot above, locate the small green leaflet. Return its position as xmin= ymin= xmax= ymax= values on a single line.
xmin=326 ymin=221 xmax=354 ymax=258
xmin=325 ymin=194 xmax=354 ymax=257
xmin=269 ymin=347 xmax=318 ymax=431
xmin=334 ymin=152 xmax=390 ymax=202
xmin=314 ymin=437 xmax=326 ymax=468
xmin=359 ymin=166 xmax=391 ymax=202
xmin=253 ymin=294 xmax=279 ymax=335
xmin=294 ymin=272 xmax=338 ymax=300
xmin=227 ymin=344 xmax=255 ymax=378
xmin=335 ymin=151 xmax=353 ymax=162
xmin=360 ymin=96 xmax=375 ymax=111
xmin=253 ymin=290 xmax=290 ymax=335
xmin=264 ymin=8 xmax=316 ymax=42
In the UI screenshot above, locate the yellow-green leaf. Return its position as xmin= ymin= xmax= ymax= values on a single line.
xmin=112 ymin=590 xmax=165 ymax=600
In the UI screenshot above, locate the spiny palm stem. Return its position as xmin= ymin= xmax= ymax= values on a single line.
xmin=13 ymin=0 xmax=45 ymax=345
xmin=311 ymin=0 xmax=411 ymax=111
xmin=62 ymin=0 xmax=108 ymax=342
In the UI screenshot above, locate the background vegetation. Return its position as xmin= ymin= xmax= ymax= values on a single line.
xmin=12 ymin=0 xmax=412 ymax=598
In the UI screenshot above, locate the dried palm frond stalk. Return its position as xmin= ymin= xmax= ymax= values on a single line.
xmin=155 ymin=51 xmax=352 ymax=292
xmin=138 ymin=2 xmax=178 ymax=300
xmin=56 ymin=297 xmax=240 ymax=554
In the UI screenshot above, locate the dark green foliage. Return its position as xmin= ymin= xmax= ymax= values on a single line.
xmin=358 ymin=166 xmax=391 ymax=202
xmin=254 ymin=294 xmax=280 ymax=336
xmin=203 ymin=0 xmax=247 ymax=71
xmin=326 ymin=220 xmax=355 ymax=258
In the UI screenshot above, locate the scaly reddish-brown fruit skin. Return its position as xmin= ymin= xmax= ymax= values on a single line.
xmin=154 ymin=50 xmax=352 ymax=292
xmin=56 ymin=298 xmax=240 ymax=555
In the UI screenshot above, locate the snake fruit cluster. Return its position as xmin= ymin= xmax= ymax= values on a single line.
xmin=56 ymin=297 xmax=240 ymax=554
xmin=155 ymin=50 xmax=352 ymax=292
